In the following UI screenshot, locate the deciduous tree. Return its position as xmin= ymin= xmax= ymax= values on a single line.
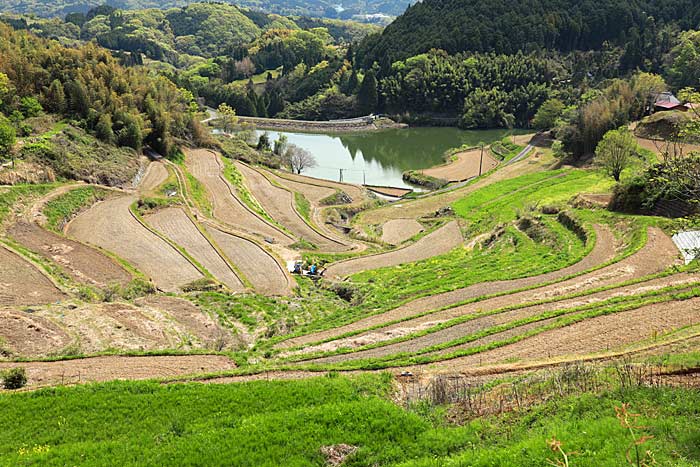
xmin=595 ymin=128 xmax=638 ymax=182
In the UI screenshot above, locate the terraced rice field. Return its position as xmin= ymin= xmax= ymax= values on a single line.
xmin=272 ymin=170 xmax=366 ymax=205
xmin=422 ymin=148 xmax=499 ymax=182
xmin=67 ymin=196 xmax=202 ymax=292
xmin=297 ymin=273 xmax=700 ymax=364
xmin=324 ymin=221 xmax=463 ymax=278
xmin=139 ymin=161 xmax=169 ymax=193
xmin=206 ymin=225 xmax=292 ymax=296
xmin=381 ymin=219 xmax=425 ymax=245
xmin=278 ymin=226 xmax=675 ymax=350
xmin=235 ymin=162 xmax=349 ymax=252
xmin=0 ymin=355 xmax=236 ymax=388
xmin=0 ymin=245 xmax=65 ymax=306
xmin=8 ymin=222 xmax=131 ymax=287
xmin=145 ymin=207 xmax=244 ymax=292
xmin=184 ymin=149 xmax=292 ymax=244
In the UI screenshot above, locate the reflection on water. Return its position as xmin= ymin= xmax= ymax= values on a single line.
xmin=253 ymin=127 xmax=521 ymax=188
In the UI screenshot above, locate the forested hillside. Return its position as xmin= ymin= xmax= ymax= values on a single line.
xmin=0 ymin=0 xmax=411 ymax=22
xmin=357 ymin=0 xmax=700 ymax=67
xmin=0 ymin=22 xmax=203 ymax=183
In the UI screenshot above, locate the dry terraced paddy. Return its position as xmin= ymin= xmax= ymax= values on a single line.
xmin=279 ymin=226 xmax=676 ymax=349
xmin=184 ymin=149 xmax=292 ymax=244
xmin=429 ymin=296 xmax=700 ymax=372
xmin=297 ymin=273 xmax=700 ymax=364
xmin=324 ymin=221 xmax=463 ymax=279
xmin=0 ymin=245 xmax=65 ymax=306
xmin=235 ymin=162 xmax=349 ymax=252
xmin=422 ymin=148 xmax=500 ymax=182
xmin=67 ymin=196 xmax=202 ymax=292
xmin=0 ymin=296 xmax=239 ymax=358
xmin=0 ymin=355 xmax=236 ymax=388
xmin=380 ymin=219 xmax=425 ymax=245
xmin=139 ymin=161 xmax=169 ymax=193
xmin=206 ymin=225 xmax=292 ymax=296
xmin=272 ymin=170 xmax=366 ymax=205
xmin=145 ymin=207 xmax=244 ymax=292
xmin=8 ymin=222 xmax=131 ymax=287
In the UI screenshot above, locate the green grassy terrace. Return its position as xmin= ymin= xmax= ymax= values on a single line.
xmin=0 ymin=374 xmax=698 ymax=466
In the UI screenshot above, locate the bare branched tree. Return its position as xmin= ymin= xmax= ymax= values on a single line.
xmin=284 ymin=144 xmax=317 ymax=174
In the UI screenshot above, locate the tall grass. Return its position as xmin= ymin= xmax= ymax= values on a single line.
xmin=0 ymin=374 xmax=698 ymax=466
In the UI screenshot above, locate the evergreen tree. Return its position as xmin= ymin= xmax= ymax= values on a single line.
xmin=357 ymin=70 xmax=378 ymax=114
xmin=345 ymin=69 xmax=359 ymax=95
xmin=96 ymin=113 xmax=115 ymax=144
xmin=44 ymin=80 xmax=65 ymax=114
xmin=65 ymin=80 xmax=90 ymax=118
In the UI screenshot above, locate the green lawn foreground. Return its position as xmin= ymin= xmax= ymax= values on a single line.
xmin=0 ymin=374 xmax=698 ymax=466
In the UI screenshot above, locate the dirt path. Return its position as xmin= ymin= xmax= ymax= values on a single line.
xmin=279 ymin=226 xmax=675 ymax=349
xmin=145 ymin=207 xmax=244 ymax=292
xmin=324 ymin=221 xmax=463 ymax=279
xmin=431 ymin=297 xmax=700 ymax=371
xmin=422 ymin=148 xmax=499 ymax=182
xmin=302 ymin=273 xmax=700 ymax=363
xmin=357 ymin=149 xmax=554 ymax=226
xmin=8 ymin=222 xmax=131 ymax=287
xmin=207 ymin=225 xmax=292 ymax=296
xmin=67 ymin=196 xmax=202 ymax=292
xmin=235 ymin=162 xmax=350 ymax=252
xmin=184 ymin=149 xmax=293 ymax=244
xmin=139 ymin=161 xmax=169 ymax=193
xmin=0 ymin=355 xmax=236 ymax=389
xmin=381 ymin=219 xmax=424 ymax=245
xmin=0 ymin=245 xmax=65 ymax=306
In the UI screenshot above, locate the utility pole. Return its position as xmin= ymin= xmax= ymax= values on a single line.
xmin=479 ymin=143 xmax=484 ymax=176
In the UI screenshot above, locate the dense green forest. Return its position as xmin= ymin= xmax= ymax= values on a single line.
xmin=2 ymin=0 xmax=700 ymax=163
xmin=0 ymin=21 xmax=207 ymax=184
xmin=356 ymin=0 xmax=700 ymax=67
xmin=0 ymin=0 xmax=411 ymax=23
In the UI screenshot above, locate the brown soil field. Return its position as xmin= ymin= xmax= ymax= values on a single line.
xmin=266 ymin=172 xmax=336 ymax=205
xmin=358 ymin=149 xmax=554 ymax=226
xmin=422 ymin=148 xmax=499 ymax=182
xmin=0 ymin=309 xmax=71 ymax=357
xmin=272 ymin=171 xmax=366 ymax=205
xmin=8 ymin=222 xmax=131 ymax=287
xmin=279 ymin=226 xmax=677 ymax=349
xmin=139 ymin=161 xmax=169 ymax=193
xmin=0 ymin=355 xmax=236 ymax=388
xmin=137 ymin=295 xmax=242 ymax=347
xmin=301 ymin=273 xmax=700 ymax=363
xmin=636 ymin=136 xmax=700 ymax=157
xmin=185 ymin=149 xmax=293 ymax=244
xmin=235 ymin=162 xmax=349 ymax=252
xmin=0 ymin=245 xmax=65 ymax=306
xmin=324 ymin=221 xmax=463 ymax=279
xmin=381 ymin=219 xmax=425 ymax=245
xmin=67 ymin=196 xmax=202 ymax=292
xmin=207 ymin=225 xmax=292 ymax=296
xmin=433 ymin=296 xmax=700 ymax=371
xmin=0 ymin=297 xmax=241 ymax=359
xmin=145 ymin=208 xmax=244 ymax=292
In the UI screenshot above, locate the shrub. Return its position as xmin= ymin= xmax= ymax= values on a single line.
xmin=402 ymin=170 xmax=448 ymax=190
xmin=2 ymin=367 xmax=27 ymax=390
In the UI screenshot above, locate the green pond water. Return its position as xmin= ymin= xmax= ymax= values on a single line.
xmin=254 ymin=127 xmax=523 ymax=189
